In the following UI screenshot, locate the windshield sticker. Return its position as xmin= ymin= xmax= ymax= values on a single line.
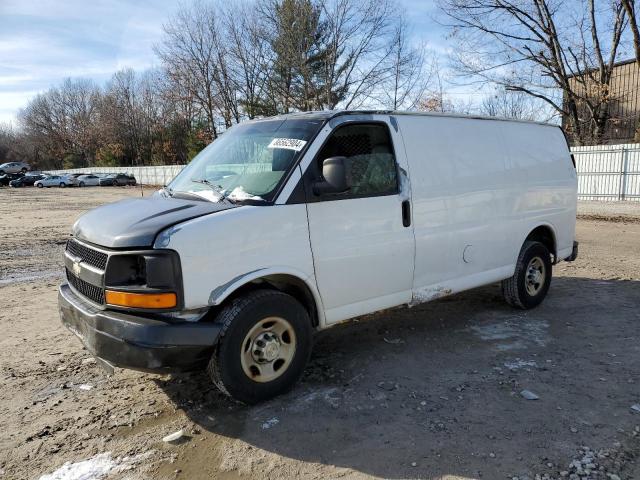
xmin=267 ymin=138 xmax=307 ymax=151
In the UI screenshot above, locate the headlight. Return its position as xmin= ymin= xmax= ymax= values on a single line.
xmin=104 ymin=251 xmax=182 ymax=310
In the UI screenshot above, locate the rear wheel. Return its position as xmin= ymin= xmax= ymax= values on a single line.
xmin=21 ymin=168 xmax=27 ymax=173
xmin=502 ymin=241 xmax=552 ymax=309
xmin=59 ymin=182 xmax=66 ymax=188
xmin=207 ymin=289 xmax=313 ymax=404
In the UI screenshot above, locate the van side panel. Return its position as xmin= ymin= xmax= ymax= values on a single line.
xmin=398 ymin=116 xmax=576 ymax=302
xmin=398 ymin=116 xmax=513 ymax=297
xmin=500 ymin=123 xmax=577 ymax=262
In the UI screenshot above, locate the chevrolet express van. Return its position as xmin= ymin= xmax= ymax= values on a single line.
xmin=59 ymin=111 xmax=578 ymax=403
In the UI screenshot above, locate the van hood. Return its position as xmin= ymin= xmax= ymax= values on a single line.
xmin=72 ymin=197 xmax=236 ymax=248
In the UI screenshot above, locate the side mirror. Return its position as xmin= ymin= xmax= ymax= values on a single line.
xmin=313 ymin=156 xmax=350 ymax=195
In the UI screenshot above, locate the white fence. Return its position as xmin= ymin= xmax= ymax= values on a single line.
xmin=48 ymin=143 xmax=640 ymax=202
xmin=573 ymin=143 xmax=640 ymax=201
xmin=48 ymin=165 xmax=186 ymax=187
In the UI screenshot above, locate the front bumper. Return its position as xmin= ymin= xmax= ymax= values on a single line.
xmin=58 ymin=284 xmax=220 ymax=373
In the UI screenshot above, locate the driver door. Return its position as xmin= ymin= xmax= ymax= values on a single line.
xmin=303 ymin=119 xmax=415 ymax=324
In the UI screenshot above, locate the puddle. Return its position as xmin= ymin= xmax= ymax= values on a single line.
xmin=469 ymin=319 xmax=549 ymax=351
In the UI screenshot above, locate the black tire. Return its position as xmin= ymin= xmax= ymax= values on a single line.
xmin=79 ymin=181 xmax=85 ymax=187
xmin=21 ymin=168 xmax=27 ymax=173
xmin=502 ymin=240 xmax=552 ymax=309
xmin=59 ymin=182 xmax=66 ymax=188
xmin=207 ymin=289 xmax=313 ymax=404
xmin=37 ymin=183 xmax=43 ymax=188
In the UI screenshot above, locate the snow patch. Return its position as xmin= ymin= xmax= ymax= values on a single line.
xmin=504 ymin=359 xmax=538 ymax=371
xmin=261 ymin=417 xmax=279 ymax=430
xmin=227 ymin=186 xmax=263 ymax=201
xmin=38 ymin=453 xmax=115 ymax=480
xmin=38 ymin=451 xmax=154 ymax=480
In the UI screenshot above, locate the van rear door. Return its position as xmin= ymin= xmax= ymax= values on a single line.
xmin=302 ymin=118 xmax=415 ymax=324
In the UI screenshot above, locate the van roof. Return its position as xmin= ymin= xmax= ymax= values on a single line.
xmin=257 ymin=109 xmax=558 ymax=128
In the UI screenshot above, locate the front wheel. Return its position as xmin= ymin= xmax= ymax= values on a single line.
xmin=502 ymin=240 xmax=552 ymax=309
xmin=59 ymin=182 xmax=66 ymax=188
xmin=79 ymin=181 xmax=85 ymax=187
xmin=207 ymin=289 xmax=313 ymax=404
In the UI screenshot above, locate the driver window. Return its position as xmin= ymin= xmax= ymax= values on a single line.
xmin=316 ymin=123 xmax=398 ymax=197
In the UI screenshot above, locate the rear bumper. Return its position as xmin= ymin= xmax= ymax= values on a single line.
xmin=58 ymin=284 xmax=220 ymax=373
xmin=565 ymin=241 xmax=579 ymax=262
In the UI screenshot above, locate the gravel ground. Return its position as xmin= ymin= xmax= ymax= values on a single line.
xmin=577 ymin=200 xmax=640 ymax=223
xmin=0 ymin=188 xmax=639 ymax=480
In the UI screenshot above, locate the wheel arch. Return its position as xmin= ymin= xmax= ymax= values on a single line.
xmin=207 ymin=268 xmax=324 ymax=328
xmin=523 ymin=223 xmax=557 ymax=262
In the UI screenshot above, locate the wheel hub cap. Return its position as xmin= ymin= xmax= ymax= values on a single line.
xmin=253 ymin=332 xmax=281 ymax=362
xmin=240 ymin=316 xmax=297 ymax=383
xmin=525 ymin=256 xmax=545 ymax=296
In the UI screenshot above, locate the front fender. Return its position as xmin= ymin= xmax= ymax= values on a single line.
xmin=207 ymin=267 xmax=326 ymax=328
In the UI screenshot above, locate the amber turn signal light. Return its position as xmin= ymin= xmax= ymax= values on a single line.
xmin=105 ymin=290 xmax=177 ymax=309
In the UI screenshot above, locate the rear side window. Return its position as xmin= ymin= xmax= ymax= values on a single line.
xmin=314 ymin=123 xmax=398 ymax=198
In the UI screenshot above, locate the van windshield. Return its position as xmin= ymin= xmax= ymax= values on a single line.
xmin=168 ymin=118 xmax=324 ymax=203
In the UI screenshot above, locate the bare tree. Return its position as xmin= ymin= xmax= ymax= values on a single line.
xmin=101 ymin=69 xmax=165 ymax=166
xmin=0 ymin=123 xmax=26 ymax=164
xmin=223 ymin=1 xmax=272 ymax=118
xmin=320 ymin=0 xmax=399 ymax=109
xmin=416 ymin=59 xmax=457 ymax=113
xmin=438 ymin=0 xmax=628 ymax=144
xmin=479 ymin=88 xmax=555 ymax=121
xmin=378 ymin=17 xmax=434 ymax=110
xmin=622 ymin=0 xmax=640 ymax=66
xmin=156 ymin=1 xmax=237 ymax=138
xmin=19 ymin=78 xmax=101 ymax=168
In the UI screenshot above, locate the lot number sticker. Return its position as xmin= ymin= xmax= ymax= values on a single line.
xmin=267 ymin=138 xmax=307 ymax=151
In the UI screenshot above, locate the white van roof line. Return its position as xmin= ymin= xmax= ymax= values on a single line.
xmin=254 ymin=109 xmax=559 ymax=128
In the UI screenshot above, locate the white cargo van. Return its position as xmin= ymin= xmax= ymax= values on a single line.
xmin=59 ymin=111 xmax=578 ymax=403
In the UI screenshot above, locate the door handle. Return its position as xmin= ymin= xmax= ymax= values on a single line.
xmin=401 ymin=200 xmax=411 ymax=227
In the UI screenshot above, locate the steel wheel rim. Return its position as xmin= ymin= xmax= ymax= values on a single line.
xmin=240 ymin=316 xmax=296 ymax=383
xmin=525 ymin=256 xmax=545 ymax=296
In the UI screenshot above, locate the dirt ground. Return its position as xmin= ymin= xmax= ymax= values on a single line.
xmin=1 ymin=187 xmax=639 ymax=480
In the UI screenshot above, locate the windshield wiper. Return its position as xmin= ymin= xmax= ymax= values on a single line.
xmin=167 ymin=190 xmax=211 ymax=202
xmin=190 ymin=179 xmax=234 ymax=204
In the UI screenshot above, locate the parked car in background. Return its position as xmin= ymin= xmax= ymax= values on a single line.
xmin=122 ymin=173 xmax=137 ymax=186
xmin=62 ymin=173 xmax=86 ymax=186
xmin=99 ymin=173 xmax=136 ymax=186
xmin=77 ymin=174 xmax=101 ymax=187
xmin=34 ymin=175 xmax=75 ymax=188
xmin=0 ymin=162 xmax=30 ymax=174
xmin=9 ymin=174 xmax=45 ymax=187
xmin=98 ymin=174 xmax=117 ymax=186
xmin=0 ymin=172 xmax=24 ymax=186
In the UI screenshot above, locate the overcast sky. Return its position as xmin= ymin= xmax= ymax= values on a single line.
xmin=0 ymin=0 xmax=451 ymax=125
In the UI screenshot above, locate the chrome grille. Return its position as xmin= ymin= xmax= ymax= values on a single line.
xmin=66 ymin=268 xmax=105 ymax=304
xmin=66 ymin=239 xmax=108 ymax=270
